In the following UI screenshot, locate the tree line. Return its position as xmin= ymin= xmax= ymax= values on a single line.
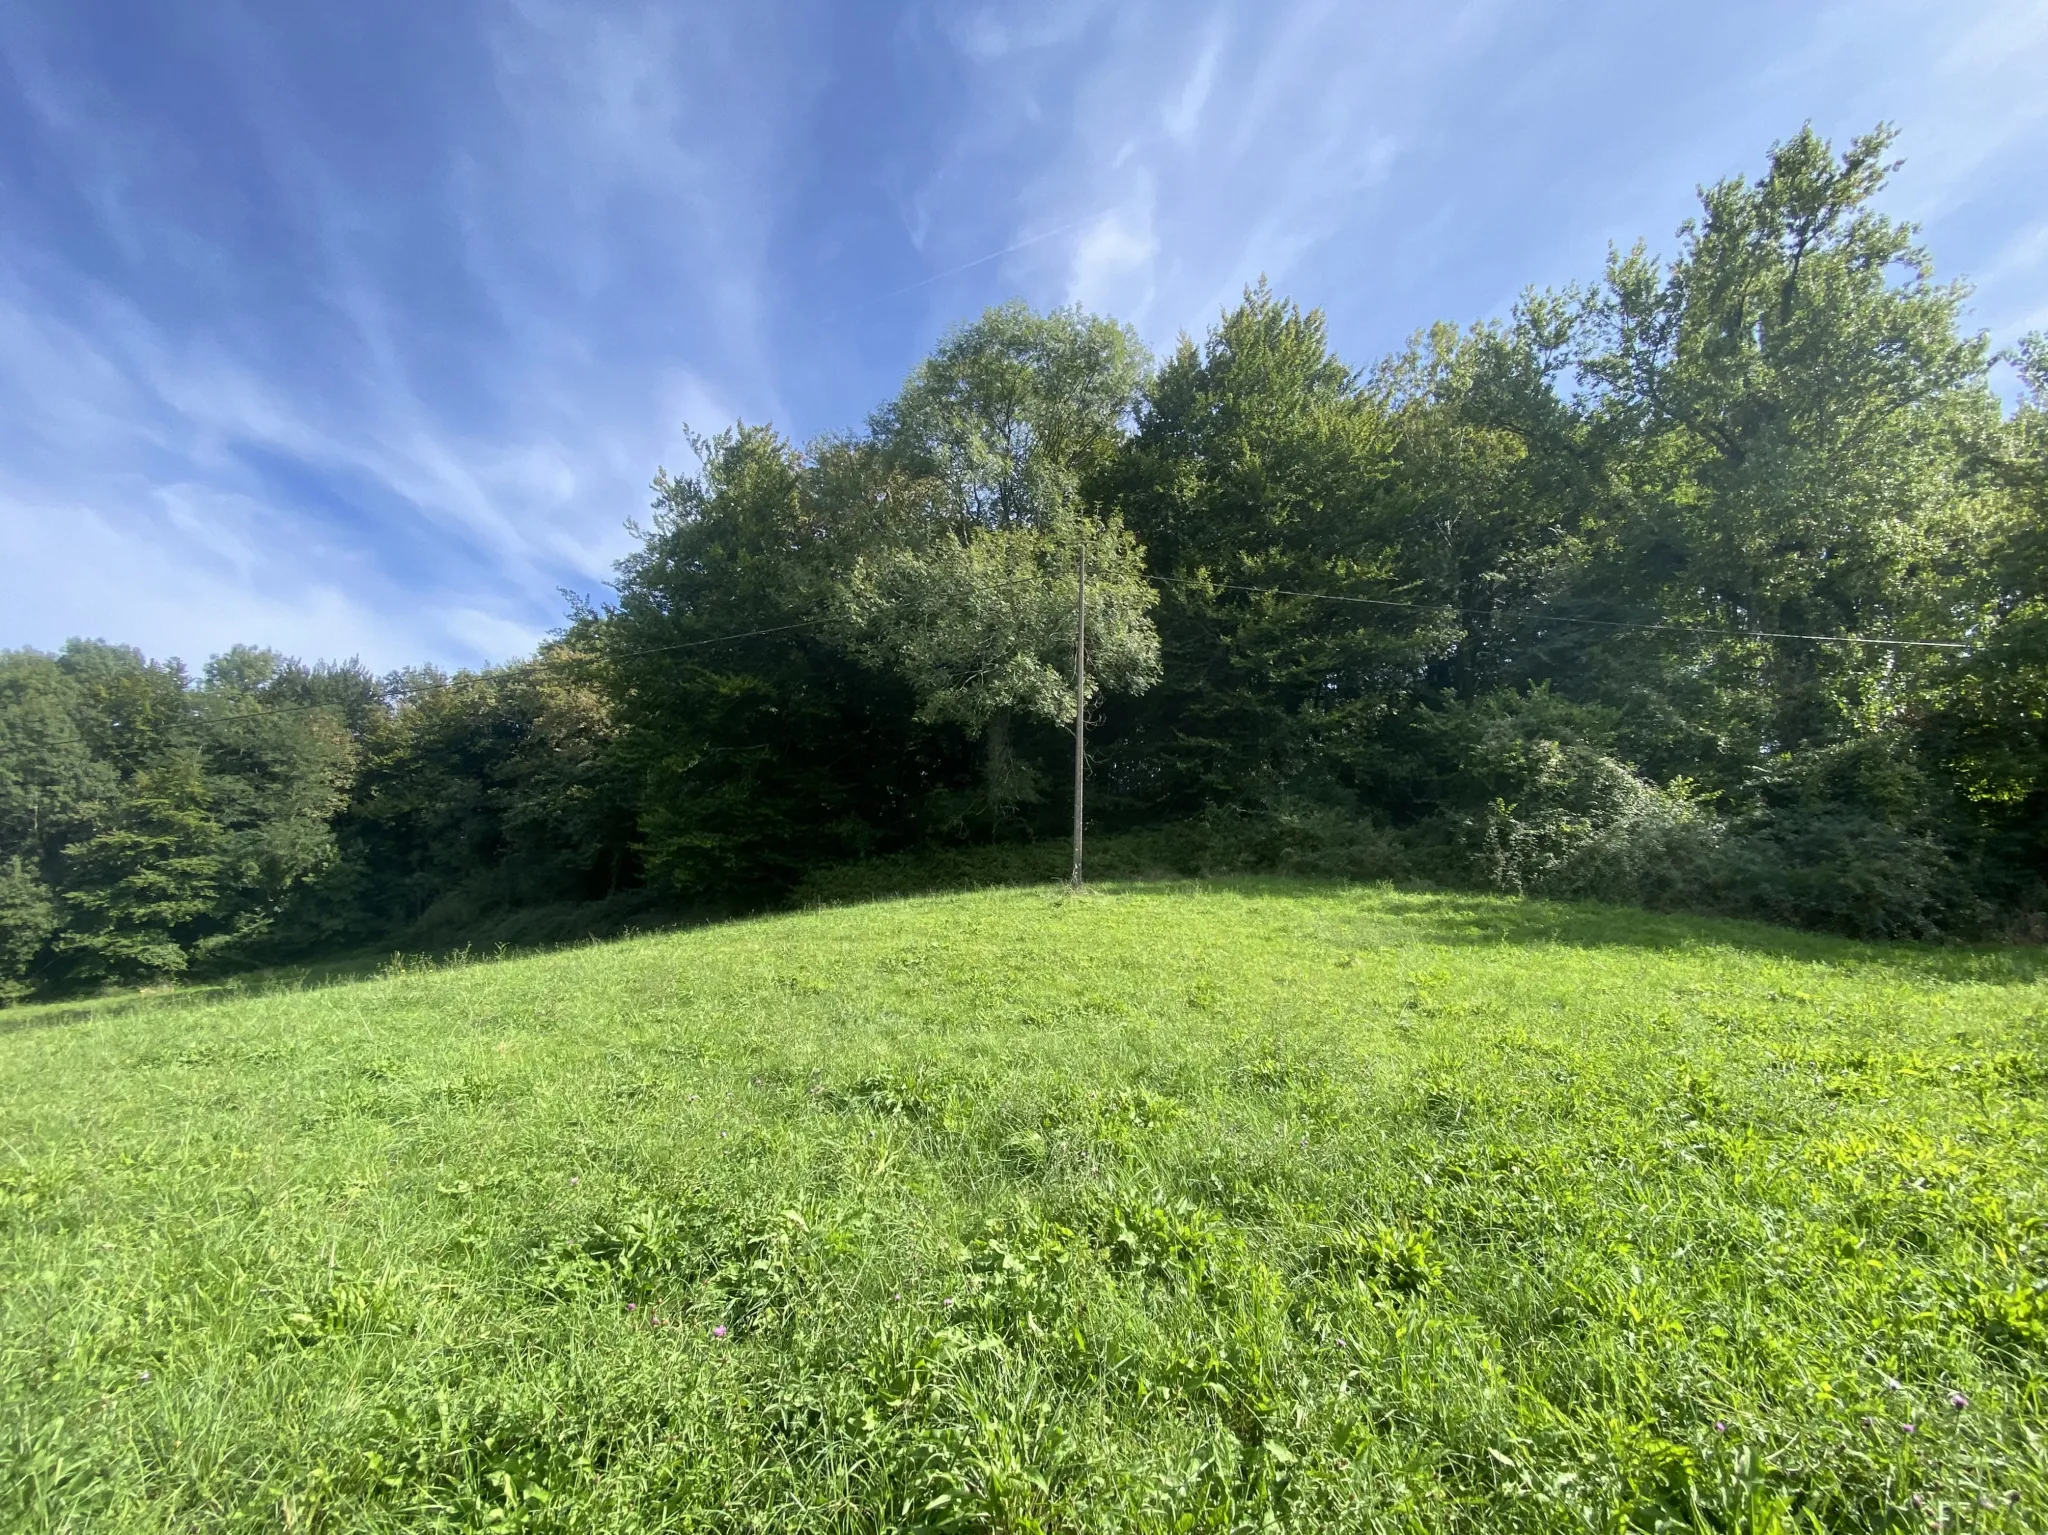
xmin=4 ymin=125 xmax=2045 ymax=1001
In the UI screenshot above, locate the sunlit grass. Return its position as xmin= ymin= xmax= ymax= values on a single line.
xmin=4 ymin=879 xmax=2045 ymax=1531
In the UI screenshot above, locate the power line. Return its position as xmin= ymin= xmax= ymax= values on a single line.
xmin=178 ymin=619 xmax=833 ymax=727
xmin=563 ymin=618 xmax=827 ymax=663
xmin=173 ymin=567 xmax=1973 ymax=732
xmin=1180 ymin=580 xmax=1970 ymax=651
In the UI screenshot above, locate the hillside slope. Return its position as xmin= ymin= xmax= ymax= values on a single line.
xmin=4 ymin=881 xmax=2046 ymax=1531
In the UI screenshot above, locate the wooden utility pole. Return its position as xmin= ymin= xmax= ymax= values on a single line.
xmin=1070 ymin=539 xmax=1086 ymax=889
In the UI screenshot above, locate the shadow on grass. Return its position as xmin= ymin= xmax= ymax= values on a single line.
xmin=797 ymin=845 xmax=2048 ymax=987
xmin=0 ymin=890 xmax=716 ymax=1037
xmin=1309 ymin=883 xmax=2048 ymax=985
xmin=10 ymin=847 xmax=2044 ymax=1035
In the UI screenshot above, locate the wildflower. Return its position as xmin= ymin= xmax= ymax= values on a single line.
xmin=138 ymin=1370 xmax=151 ymax=1381
xmin=570 ymin=1177 xmax=579 ymax=1186
xmin=1714 ymin=1421 xmax=1727 ymax=1433
xmin=1883 ymin=1375 xmax=1902 ymax=1392
xmin=1949 ymin=1392 xmax=1969 ymax=1410
xmin=942 ymin=1297 xmax=955 ymax=1308
xmin=1903 ymin=1423 xmax=1916 ymax=1434
xmin=711 ymin=1324 xmax=729 ymax=1339
xmin=626 ymin=1302 xmax=636 ymax=1311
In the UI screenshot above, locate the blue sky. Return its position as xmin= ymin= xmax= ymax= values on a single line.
xmin=2 ymin=1 xmax=2045 ymax=672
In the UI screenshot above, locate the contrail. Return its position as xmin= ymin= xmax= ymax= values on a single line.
xmin=882 ymin=210 xmax=1112 ymax=298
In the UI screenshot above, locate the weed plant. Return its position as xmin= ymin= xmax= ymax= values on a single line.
xmin=3 ymin=880 xmax=2046 ymax=1531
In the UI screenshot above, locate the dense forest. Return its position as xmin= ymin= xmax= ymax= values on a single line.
xmin=4 ymin=126 xmax=2045 ymax=1002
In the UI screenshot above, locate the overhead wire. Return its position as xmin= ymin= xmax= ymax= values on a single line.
xmin=175 ymin=568 xmax=1973 ymax=731
xmin=1179 ymin=580 xmax=1971 ymax=651
xmin=178 ymin=619 xmax=836 ymax=727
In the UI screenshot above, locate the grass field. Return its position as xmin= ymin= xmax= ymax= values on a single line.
xmin=4 ymin=880 xmax=2046 ymax=1532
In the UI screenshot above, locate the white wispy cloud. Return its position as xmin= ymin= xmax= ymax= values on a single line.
xmin=1160 ymin=29 xmax=1222 ymax=146
xmin=915 ymin=0 xmax=1456 ymax=340
xmin=2 ymin=0 xmax=2043 ymax=674
xmin=0 ymin=480 xmax=450 ymax=670
xmin=910 ymin=0 xmax=2048 ymax=370
xmin=1068 ymin=201 xmax=1160 ymax=318
xmin=0 ymin=1 xmax=830 ymax=669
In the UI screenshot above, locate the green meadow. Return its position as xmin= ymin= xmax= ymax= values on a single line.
xmin=4 ymin=881 xmax=2046 ymax=1532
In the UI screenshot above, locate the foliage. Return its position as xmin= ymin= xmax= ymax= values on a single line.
xmin=0 ymin=857 xmax=57 ymax=1003
xmin=1923 ymin=330 xmax=2048 ymax=911
xmin=1569 ymin=123 xmax=1994 ymax=780
xmin=298 ymin=657 xmax=637 ymax=949
xmin=0 ymin=643 xmax=357 ymax=990
xmin=874 ymin=299 xmax=1145 ymax=536
xmin=54 ymin=753 xmax=226 ymax=981
xmin=1103 ymin=284 xmax=1433 ymax=816
xmin=5 ymin=884 xmax=2045 ymax=1530
xmin=851 ymin=303 xmax=1160 ymax=826
xmin=840 ymin=514 xmax=1159 ymax=825
xmin=591 ymin=426 xmax=952 ymax=896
